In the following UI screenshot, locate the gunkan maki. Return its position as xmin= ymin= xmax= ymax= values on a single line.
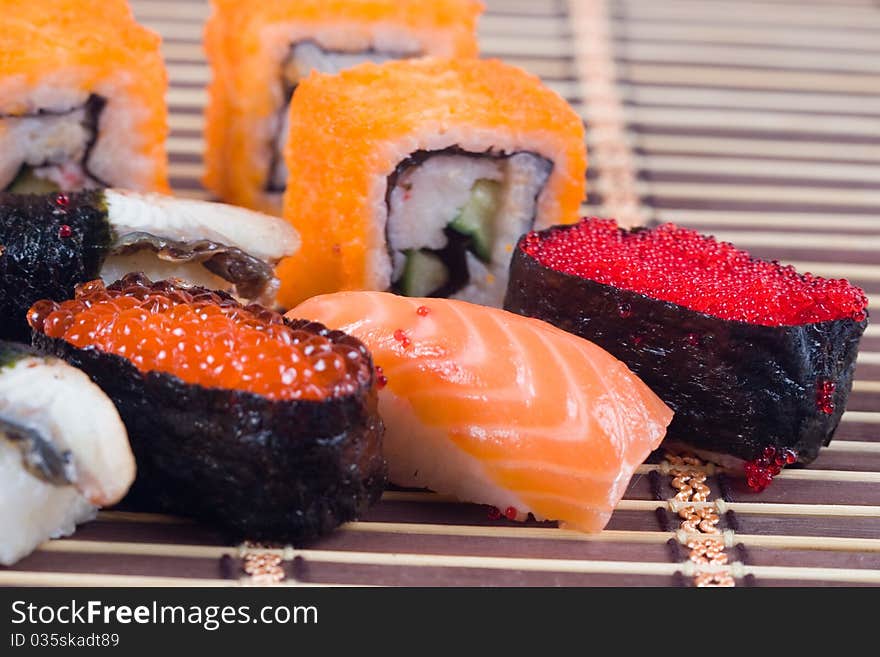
xmin=0 ymin=189 xmax=298 ymax=341
xmin=29 ymin=274 xmax=385 ymax=541
xmin=504 ymin=219 xmax=869 ymax=491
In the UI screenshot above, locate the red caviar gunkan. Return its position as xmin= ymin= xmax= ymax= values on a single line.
xmin=26 ymin=274 xmax=385 ymax=543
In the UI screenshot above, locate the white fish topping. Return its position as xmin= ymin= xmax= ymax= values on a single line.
xmin=0 ymin=354 xmax=134 ymax=507
xmin=105 ymin=189 xmax=300 ymax=264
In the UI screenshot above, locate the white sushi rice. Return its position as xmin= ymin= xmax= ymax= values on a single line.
xmin=361 ymin=126 xmax=575 ymax=305
xmin=0 ymin=74 xmax=163 ymax=192
xmin=0 ymin=439 xmax=96 ymax=566
xmin=379 ymin=392 xmax=532 ymax=520
xmin=0 ymin=353 xmax=134 ymax=566
xmin=0 ymin=106 xmax=95 ymax=190
xmin=387 ymin=155 xmax=503 ymax=270
xmin=386 ymin=151 xmax=552 ymax=306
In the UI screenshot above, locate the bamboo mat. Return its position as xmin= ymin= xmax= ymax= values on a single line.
xmin=5 ymin=0 xmax=880 ymax=587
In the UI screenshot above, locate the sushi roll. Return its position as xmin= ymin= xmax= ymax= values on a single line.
xmin=0 ymin=189 xmax=299 ymax=341
xmin=204 ymin=0 xmax=483 ymax=214
xmin=504 ymin=219 xmax=869 ymax=489
xmin=0 ymin=0 xmax=168 ymax=193
xmin=276 ymin=58 xmax=587 ymax=309
xmin=290 ymin=292 xmax=672 ymax=533
xmin=0 ymin=341 xmax=134 ymax=565
xmin=29 ymin=275 xmax=385 ymax=541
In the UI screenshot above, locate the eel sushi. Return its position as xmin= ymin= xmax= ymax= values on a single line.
xmin=504 ymin=219 xmax=869 ymax=490
xmin=0 ymin=341 xmax=134 ymax=565
xmin=204 ymin=0 xmax=483 ymax=214
xmin=29 ymin=275 xmax=385 ymax=541
xmin=0 ymin=0 xmax=168 ymax=193
xmin=276 ymin=58 xmax=587 ymax=309
xmin=0 ymin=189 xmax=299 ymax=341
xmin=290 ymin=291 xmax=672 ymax=532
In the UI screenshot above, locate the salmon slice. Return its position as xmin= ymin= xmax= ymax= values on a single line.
xmin=289 ymin=291 xmax=672 ymax=532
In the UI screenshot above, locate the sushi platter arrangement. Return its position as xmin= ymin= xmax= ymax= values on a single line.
xmin=1 ymin=0 xmax=879 ymax=587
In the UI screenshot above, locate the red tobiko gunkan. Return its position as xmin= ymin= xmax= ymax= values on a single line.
xmin=504 ymin=218 xmax=869 ymax=485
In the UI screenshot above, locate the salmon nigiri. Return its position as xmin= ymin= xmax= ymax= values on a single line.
xmin=289 ymin=292 xmax=672 ymax=532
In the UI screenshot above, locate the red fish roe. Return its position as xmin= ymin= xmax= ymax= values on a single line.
xmin=27 ymin=276 xmax=371 ymax=401
xmin=744 ymin=446 xmax=797 ymax=492
xmin=523 ymin=219 xmax=868 ymax=326
xmin=57 ymin=224 xmax=73 ymax=238
xmin=504 ymin=506 xmax=518 ymax=521
xmin=416 ymin=305 xmax=431 ymax=317
xmin=393 ymin=328 xmax=411 ymax=347
xmin=817 ymin=380 xmax=836 ymax=415
xmin=375 ymin=365 xmax=388 ymax=389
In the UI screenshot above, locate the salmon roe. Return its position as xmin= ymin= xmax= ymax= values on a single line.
xmin=523 ymin=219 xmax=868 ymax=327
xmin=27 ymin=275 xmax=372 ymax=401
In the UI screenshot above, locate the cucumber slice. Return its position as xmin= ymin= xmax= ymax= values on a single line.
xmin=6 ymin=167 xmax=60 ymax=195
xmin=399 ymin=250 xmax=449 ymax=297
xmin=449 ymin=179 xmax=500 ymax=263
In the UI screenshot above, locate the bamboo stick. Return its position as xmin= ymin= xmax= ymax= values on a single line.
xmin=31 ymin=539 xmax=880 ymax=582
xmin=624 ymin=64 xmax=880 ymax=94
xmin=0 ymin=572 xmax=236 ymax=587
xmin=168 ymin=114 xmax=203 ymax=132
xmin=634 ymin=156 xmax=880 ymax=186
xmin=698 ymin=231 xmax=880 ymax=251
xmin=593 ymin=179 xmax=880 ymax=211
xmin=653 ymin=210 xmax=880 ymax=232
xmin=616 ymin=23 xmax=880 ymax=53
xmin=618 ymin=42 xmax=880 ymax=75
xmin=637 ymin=135 xmax=880 ymax=163
xmin=617 ymin=0 xmax=880 ymax=29
xmin=823 ymin=440 xmax=880 ymax=453
xmin=168 ymin=163 xmax=205 ymax=179
xmin=620 ymin=85 xmax=880 ymax=116
xmin=844 ymin=411 xmax=880 ymax=424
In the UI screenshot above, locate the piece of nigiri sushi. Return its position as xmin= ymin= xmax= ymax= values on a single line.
xmin=0 ymin=189 xmax=299 ymax=340
xmin=0 ymin=341 xmax=134 ymax=565
xmin=289 ymin=292 xmax=673 ymax=532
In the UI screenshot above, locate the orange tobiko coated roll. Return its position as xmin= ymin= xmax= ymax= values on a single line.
xmin=204 ymin=0 xmax=483 ymax=215
xmin=277 ymin=57 xmax=587 ymax=309
xmin=0 ymin=0 xmax=168 ymax=193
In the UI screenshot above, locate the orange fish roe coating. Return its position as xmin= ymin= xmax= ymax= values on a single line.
xmin=204 ymin=0 xmax=483 ymax=214
xmin=27 ymin=277 xmax=372 ymax=401
xmin=277 ymin=58 xmax=588 ymax=308
xmin=0 ymin=0 xmax=169 ymax=192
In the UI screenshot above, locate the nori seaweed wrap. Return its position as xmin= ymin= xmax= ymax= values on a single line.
xmin=0 ymin=192 xmax=111 ymax=341
xmin=29 ymin=275 xmax=386 ymax=541
xmin=0 ymin=189 xmax=298 ymax=341
xmin=504 ymin=219 xmax=868 ymax=489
